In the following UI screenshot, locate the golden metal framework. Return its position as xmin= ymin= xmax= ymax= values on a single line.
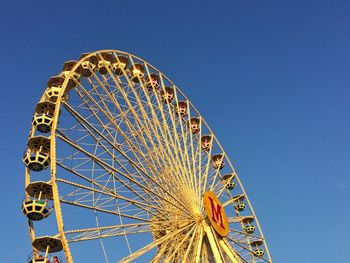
xmin=22 ymin=50 xmax=272 ymax=262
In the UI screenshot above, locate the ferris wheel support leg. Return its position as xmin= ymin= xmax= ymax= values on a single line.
xmin=203 ymin=222 xmax=225 ymax=263
xmin=194 ymin=227 xmax=204 ymax=263
xmin=218 ymin=238 xmax=240 ymax=263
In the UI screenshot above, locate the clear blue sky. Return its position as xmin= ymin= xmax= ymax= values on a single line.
xmin=1 ymin=0 xmax=349 ymax=262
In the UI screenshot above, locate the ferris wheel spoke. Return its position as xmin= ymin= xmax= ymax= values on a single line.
xmin=228 ymin=227 xmax=264 ymax=240
xmin=153 ymin=91 xmax=196 ymax=195
xmin=199 ymin=143 xmax=214 ymax=204
xmin=154 ymin=84 xmax=198 ymax=201
xmin=56 ymin=131 xmax=192 ymax=216
xmin=147 ymin=83 xmax=196 ymax=195
xmin=209 ymin=153 xmax=226 ymax=192
xmin=151 ymin=223 xmax=198 ymax=262
xmin=225 ymin=236 xmax=270 ymax=263
xmin=182 ymin=224 xmax=200 ymax=262
xmin=60 ymin=185 xmax=190 ymax=221
xmin=60 ymin=101 xmax=166 ymax=205
xmin=182 ymin=100 xmax=200 ymax=202
xmin=65 ymin=223 xmax=151 ymax=243
xmin=216 ymin=183 xmax=230 ymax=199
xmin=69 ymin=87 xmax=167 ymax=201
xmin=56 ymin=131 xmax=147 ymax=195
xmin=113 ymin=64 xmax=193 ymax=194
xmin=149 ymin=238 xmax=173 ymax=263
xmin=161 ymin=240 xmax=179 ymax=261
xmin=56 ymin=166 xmax=181 ymax=219
xmin=126 ymin=74 xmax=197 ymax=206
xmin=123 ymin=86 xmax=195 ymax=202
xmin=194 ymin=118 xmax=204 ymax=208
xmin=191 ymin=121 xmax=206 ymax=205
xmin=227 ymin=215 xmax=255 ymax=224
xmin=57 ymin=161 xmax=140 ymax=202
xmin=212 ymin=173 xmax=235 ymax=199
xmin=59 ymin=198 xmax=148 ymax=222
xmin=217 ymin=237 xmax=241 ymax=263
xmin=98 ymin=71 xmax=197 ymax=212
xmin=82 ymin=75 xmax=175 ymax=193
xmin=199 ymin=152 xmax=211 ymax=195
xmin=221 ymin=242 xmax=249 ymax=263
xmin=57 ymin=152 xmax=183 ymax=219
xmin=73 ymin=81 xmax=191 ymax=210
xmin=119 ymin=222 xmax=195 ymax=263
xmin=69 ymin=89 xmax=121 ymax=148
xmin=165 ymin=224 xmax=196 ymax=261
xmin=55 ymin=177 xmax=185 ymax=217
xmin=107 ymin=71 xmax=191 ymax=193
xmin=161 ymin=84 xmax=193 ymax=181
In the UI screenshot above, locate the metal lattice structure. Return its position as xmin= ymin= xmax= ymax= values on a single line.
xmin=22 ymin=50 xmax=272 ymax=263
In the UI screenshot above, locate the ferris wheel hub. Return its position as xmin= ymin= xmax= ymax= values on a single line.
xmin=194 ymin=213 xmax=203 ymax=224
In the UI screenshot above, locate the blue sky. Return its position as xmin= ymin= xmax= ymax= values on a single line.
xmin=1 ymin=0 xmax=349 ymax=262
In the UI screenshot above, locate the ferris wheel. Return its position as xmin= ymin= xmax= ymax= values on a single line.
xmin=22 ymin=50 xmax=272 ymax=263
